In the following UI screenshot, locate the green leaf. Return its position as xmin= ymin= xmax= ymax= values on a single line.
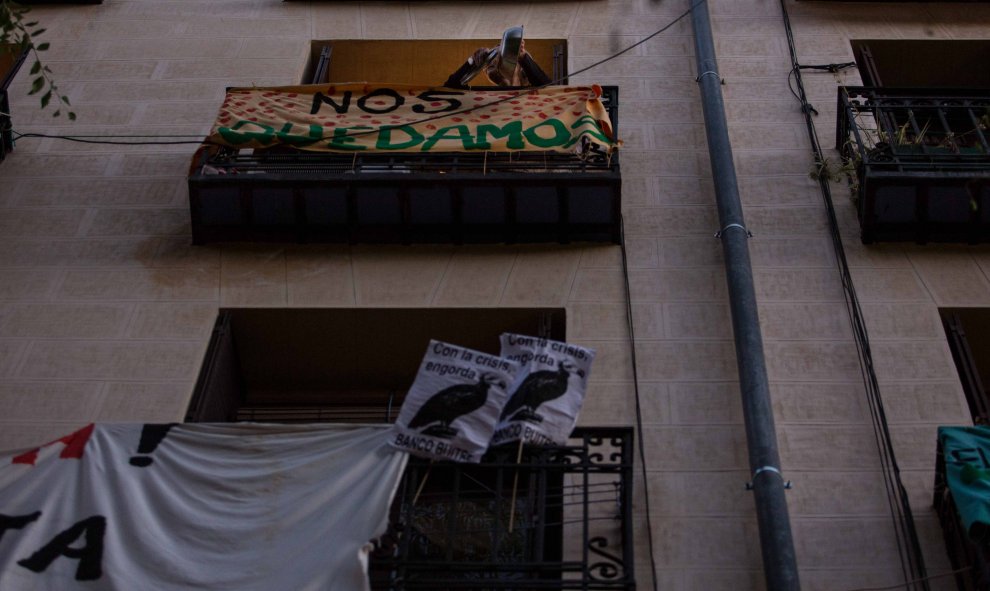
xmin=61 ymin=95 xmax=70 ymax=106
xmin=53 ymin=110 xmax=60 ymax=118
xmin=40 ymin=90 xmax=51 ymax=109
xmin=68 ymin=111 xmax=77 ymax=121
xmin=23 ymin=21 xmax=38 ymax=28
xmin=29 ymin=60 xmax=39 ymax=75
xmin=28 ymin=76 xmax=43 ymax=95
xmin=36 ymin=42 xmax=48 ymax=51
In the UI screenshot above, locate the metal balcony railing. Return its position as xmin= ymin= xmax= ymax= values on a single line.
xmin=369 ymin=427 xmax=635 ymax=591
xmin=837 ymin=86 xmax=990 ymax=243
xmin=188 ymin=86 xmax=620 ymax=245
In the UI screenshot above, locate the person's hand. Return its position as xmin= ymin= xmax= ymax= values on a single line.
xmin=471 ymin=47 xmax=492 ymax=66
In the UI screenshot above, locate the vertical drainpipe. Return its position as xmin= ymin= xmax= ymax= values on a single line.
xmin=689 ymin=1 xmax=801 ymax=589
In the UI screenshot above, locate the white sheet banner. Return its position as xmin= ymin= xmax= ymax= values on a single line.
xmin=491 ymin=334 xmax=595 ymax=446
xmin=0 ymin=423 xmax=408 ymax=591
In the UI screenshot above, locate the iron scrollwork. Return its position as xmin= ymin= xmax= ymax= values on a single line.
xmin=587 ymin=536 xmax=625 ymax=581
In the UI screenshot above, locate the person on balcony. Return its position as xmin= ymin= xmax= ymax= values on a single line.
xmin=444 ymin=39 xmax=551 ymax=89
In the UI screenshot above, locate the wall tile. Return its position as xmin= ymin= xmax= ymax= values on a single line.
xmin=19 ymin=340 xmax=203 ymax=381
xmin=286 ymin=246 xmax=356 ymax=307
xmin=59 ymin=268 xmax=218 ymax=301
xmin=98 ymin=382 xmax=191 ymax=422
xmin=352 ymin=246 xmax=452 ymax=306
xmin=1 ymin=303 xmax=131 ymax=339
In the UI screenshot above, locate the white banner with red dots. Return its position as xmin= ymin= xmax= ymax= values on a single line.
xmin=207 ymin=83 xmax=617 ymax=153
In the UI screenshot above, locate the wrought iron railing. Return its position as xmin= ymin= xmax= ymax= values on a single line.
xmin=370 ymin=427 xmax=635 ymax=591
xmin=836 ymin=87 xmax=990 ymax=243
xmin=838 ymin=87 xmax=990 ymax=172
xmin=195 ymin=148 xmax=615 ymax=176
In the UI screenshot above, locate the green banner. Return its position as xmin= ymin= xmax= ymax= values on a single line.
xmin=939 ymin=426 xmax=990 ymax=539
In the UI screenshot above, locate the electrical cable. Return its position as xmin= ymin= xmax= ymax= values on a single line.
xmin=12 ymin=132 xmax=214 ymax=145
xmin=777 ymin=1 xmax=930 ymax=590
xmin=786 ymin=62 xmax=856 ymax=115
xmin=845 ymin=566 xmax=970 ymax=591
xmin=9 ymin=1 xmax=706 ymax=148
xmin=619 ymin=214 xmax=660 ymax=591
xmin=293 ymin=0 xmax=708 ymax=142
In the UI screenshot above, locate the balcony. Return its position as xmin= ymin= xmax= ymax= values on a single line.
xmin=369 ymin=427 xmax=635 ymax=591
xmin=935 ymin=428 xmax=990 ymax=591
xmin=1 ymin=44 xmax=28 ymax=162
xmin=188 ymin=85 xmax=620 ymax=245
xmin=837 ymin=87 xmax=990 ymax=244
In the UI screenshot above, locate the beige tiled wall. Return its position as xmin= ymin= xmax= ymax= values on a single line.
xmin=0 ymin=0 xmax=987 ymax=588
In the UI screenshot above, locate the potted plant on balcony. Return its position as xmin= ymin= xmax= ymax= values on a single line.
xmin=0 ymin=0 xmax=76 ymax=159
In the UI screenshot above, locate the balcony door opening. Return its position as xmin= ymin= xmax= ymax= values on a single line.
xmin=186 ymin=307 xmax=564 ymax=423
xmin=852 ymin=40 xmax=990 ymax=88
xmin=942 ymin=309 xmax=990 ymax=424
xmin=302 ymin=39 xmax=568 ymax=86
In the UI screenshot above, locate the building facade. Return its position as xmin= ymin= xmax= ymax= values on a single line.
xmin=1 ymin=0 xmax=988 ymax=589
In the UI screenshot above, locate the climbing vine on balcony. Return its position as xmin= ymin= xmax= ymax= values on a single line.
xmin=0 ymin=0 xmax=75 ymax=119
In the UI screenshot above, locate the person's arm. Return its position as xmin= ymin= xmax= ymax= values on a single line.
xmin=443 ymin=60 xmax=474 ymax=89
xmin=444 ymin=48 xmax=493 ymax=89
xmin=519 ymin=53 xmax=552 ymax=86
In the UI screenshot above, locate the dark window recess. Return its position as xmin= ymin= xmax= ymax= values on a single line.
xmin=941 ymin=310 xmax=990 ymax=425
xmin=0 ymin=44 xmax=28 ymax=162
xmin=838 ymin=41 xmax=990 ymax=244
xmin=186 ymin=308 xmax=635 ymax=590
xmin=186 ymin=308 xmax=564 ymax=423
xmin=301 ymin=40 xmax=567 ymax=87
xmin=935 ymin=439 xmax=990 ymax=591
xmin=852 ymin=41 xmax=990 ymax=89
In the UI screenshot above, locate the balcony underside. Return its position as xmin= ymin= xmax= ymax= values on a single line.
xmin=858 ymin=169 xmax=990 ymax=244
xmin=188 ymin=154 xmax=621 ymax=245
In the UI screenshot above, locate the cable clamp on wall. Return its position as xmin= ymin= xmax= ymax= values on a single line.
xmin=746 ymin=466 xmax=792 ymax=491
xmin=714 ymin=223 xmax=752 ymax=239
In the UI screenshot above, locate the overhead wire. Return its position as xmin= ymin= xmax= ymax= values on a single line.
xmin=620 ymin=214 xmax=660 ymax=591
xmin=12 ymin=132 xmax=213 ymax=146
xmin=776 ymin=1 xmax=930 ymax=590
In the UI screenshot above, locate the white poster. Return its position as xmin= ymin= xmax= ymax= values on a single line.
xmin=390 ymin=340 xmax=521 ymax=463
xmin=0 ymin=423 xmax=407 ymax=591
xmin=491 ymin=334 xmax=595 ymax=446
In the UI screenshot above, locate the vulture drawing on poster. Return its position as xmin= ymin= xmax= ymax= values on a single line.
xmin=409 ymin=373 xmax=506 ymax=439
xmin=491 ymin=334 xmax=595 ymax=447
xmin=390 ymin=341 xmax=520 ymax=463
xmin=500 ymin=360 xmax=585 ymax=424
